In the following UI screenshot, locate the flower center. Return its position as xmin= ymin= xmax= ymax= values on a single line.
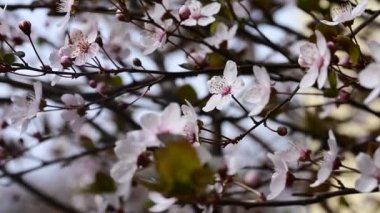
xmin=77 ymin=40 xmax=90 ymax=53
xmin=221 ymin=86 xmax=232 ymax=96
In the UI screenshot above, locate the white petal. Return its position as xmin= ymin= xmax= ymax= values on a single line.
xmin=327 ymin=130 xmax=338 ymax=155
xmin=315 ymin=30 xmax=327 ymax=55
xmin=223 ymin=60 xmax=238 ymax=85
xmin=110 ymin=160 xmax=137 ymax=183
xmin=355 ymin=175 xmax=378 ymax=192
xmin=374 ymin=147 xmax=380 ymax=169
xmin=140 ymin=113 xmax=160 ymax=132
xmin=202 ymin=94 xmax=222 ymax=112
xmin=181 ymin=19 xmax=197 ymax=26
xmin=268 ymin=153 xmax=288 ymax=172
xmin=351 ymin=0 xmax=368 ymax=17
xmin=61 ymin=94 xmax=76 ymax=106
xmin=33 ymin=81 xmax=42 ymax=101
xmin=148 ymin=192 xmax=177 ymax=212
xmin=364 ymin=85 xmax=380 ymax=105
xmin=320 ymin=20 xmax=340 ymax=26
xmin=267 ymin=172 xmax=287 ymax=200
xmin=161 ymin=103 xmax=181 ymax=124
xmin=300 ymin=66 xmax=318 ymax=88
xmin=198 ymin=17 xmax=214 ymax=26
xmin=200 ymin=2 xmax=221 ymax=16
xmin=253 ymin=66 xmax=271 ymax=87
xmin=310 ymin=160 xmax=333 ymax=187
xmin=356 ymin=153 xmax=377 ymax=175
xmin=358 ymin=63 xmax=380 ymax=89
xmin=216 ymin=95 xmax=232 ymax=110
xmin=248 ymin=103 xmax=266 ymax=116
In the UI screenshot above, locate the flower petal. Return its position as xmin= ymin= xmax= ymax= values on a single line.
xmin=300 ymin=66 xmax=318 ymax=88
xmin=200 ymin=2 xmax=221 ymax=16
xmin=267 ymin=172 xmax=287 ymax=200
xmin=356 ymin=152 xmax=377 ymax=175
xmin=364 ymin=85 xmax=380 ymax=105
xmin=223 ymin=60 xmax=238 ymax=85
xmin=203 ymin=94 xmax=222 ymax=112
xmin=355 ymin=175 xmax=378 ymax=193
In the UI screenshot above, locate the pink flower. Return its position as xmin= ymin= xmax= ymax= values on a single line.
xmin=298 ymin=31 xmax=331 ymax=89
xmin=243 ymin=66 xmax=271 ymax=116
xmin=204 ymin=23 xmax=237 ymax=48
xmin=358 ymin=41 xmax=380 ymax=104
xmin=141 ymin=20 xmax=172 ymax=55
xmin=321 ymin=0 xmax=368 ymax=26
xmin=267 ymin=153 xmax=288 ymax=200
xmin=61 ymin=93 xmax=86 ymax=132
xmin=10 ymin=82 xmax=43 ymax=132
xmin=203 ymin=60 xmax=244 ymax=112
xmin=68 ymin=28 xmax=99 ymax=65
xmin=49 ymin=46 xmax=72 ymax=86
xmin=180 ymin=0 xmax=221 ymax=26
xmin=355 ymin=147 xmax=380 ymax=192
xmin=310 ymin=130 xmax=339 ymax=187
xmin=181 ymin=100 xmax=199 ymax=144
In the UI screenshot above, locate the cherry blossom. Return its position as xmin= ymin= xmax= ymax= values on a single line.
xmin=203 ymin=60 xmax=244 ymax=112
xmin=58 ymin=0 xmax=76 ymax=27
xmin=148 ymin=192 xmax=177 ymax=212
xmin=49 ymin=47 xmax=72 ymax=86
xmin=243 ymin=66 xmax=271 ymax=116
xmin=358 ymin=41 xmax=380 ymax=104
xmin=10 ymin=81 xmax=44 ymax=132
xmin=141 ymin=20 xmax=172 ymax=55
xmin=111 ymin=103 xmax=187 ymax=190
xmin=68 ymin=28 xmax=99 ymax=65
xmin=180 ymin=0 xmax=221 ymax=26
xmin=267 ymin=153 xmax=289 ymax=200
xmin=310 ymin=130 xmax=339 ymax=187
xmin=275 ymin=141 xmax=311 ymax=165
xmin=181 ymin=100 xmax=199 ymax=144
xmin=321 ymin=0 xmax=368 ymax=26
xmin=355 ymin=147 xmax=380 ymax=192
xmin=61 ymin=93 xmax=86 ymax=132
xmin=298 ymin=31 xmax=331 ymax=89
xmin=204 ymin=23 xmax=238 ymax=49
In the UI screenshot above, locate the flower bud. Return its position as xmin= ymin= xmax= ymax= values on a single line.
xmin=179 ymin=5 xmax=191 ymax=20
xmin=336 ymin=90 xmax=350 ymax=103
xmin=133 ymin=58 xmax=142 ymax=67
xmin=60 ymin=55 xmax=72 ymax=68
xmin=277 ymin=126 xmax=288 ymax=136
xmin=95 ymin=36 xmax=103 ymax=47
xmin=19 ymin=20 xmax=32 ymax=36
xmin=89 ymin=80 xmax=97 ymax=88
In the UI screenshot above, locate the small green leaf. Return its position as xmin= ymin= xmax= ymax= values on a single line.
xmin=176 ymin=85 xmax=198 ymax=103
xmin=206 ymin=53 xmax=224 ymax=68
xmin=106 ymin=76 xmax=123 ymax=87
xmin=79 ymin=135 xmax=95 ymax=150
xmin=4 ymin=53 xmax=15 ymax=65
xmin=15 ymin=51 xmax=25 ymax=58
xmin=327 ymin=69 xmax=337 ymax=90
xmin=81 ymin=172 xmax=116 ymax=193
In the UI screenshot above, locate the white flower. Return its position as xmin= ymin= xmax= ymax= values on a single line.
xmin=49 ymin=46 xmax=72 ymax=86
xmin=58 ymin=0 xmax=76 ymax=27
xmin=61 ymin=93 xmax=86 ymax=132
xmin=298 ymin=31 xmax=331 ymax=89
xmin=275 ymin=140 xmax=311 ymax=165
xmin=10 ymin=82 xmax=43 ymax=132
xmin=68 ymin=28 xmax=99 ymax=65
xmin=243 ymin=66 xmax=271 ymax=116
xmin=203 ymin=60 xmax=244 ymax=112
xmin=358 ymin=41 xmax=380 ymax=104
xmin=310 ymin=130 xmax=339 ymax=187
xmin=354 ymin=147 xmax=380 ymax=192
xmin=267 ymin=153 xmax=288 ymax=200
xmin=181 ymin=0 xmax=221 ymax=26
xmin=141 ymin=20 xmax=172 ymax=55
xmin=111 ymin=103 xmax=187 ymax=190
xmin=204 ymin=23 xmax=238 ymax=48
xmin=321 ymin=0 xmax=368 ymax=26
xmin=181 ymin=100 xmax=199 ymax=144
xmin=148 ymin=192 xmax=177 ymax=212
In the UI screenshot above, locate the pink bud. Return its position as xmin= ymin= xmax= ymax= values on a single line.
xmin=89 ymin=80 xmax=97 ymax=88
xmin=60 ymin=55 xmax=72 ymax=68
xmin=19 ymin=20 xmax=32 ymax=36
xmin=179 ymin=5 xmax=191 ymax=20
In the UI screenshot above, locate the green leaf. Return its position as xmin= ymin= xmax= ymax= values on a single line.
xmin=206 ymin=53 xmax=224 ymax=68
xmin=154 ymin=140 xmax=213 ymax=196
xmin=106 ymin=76 xmax=123 ymax=87
xmin=297 ymin=0 xmax=320 ymax=12
xmin=4 ymin=53 xmax=15 ymax=65
xmin=176 ymin=85 xmax=198 ymax=103
xmin=335 ymin=35 xmax=361 ymax=64
xmin=79 ymin=135 xmax=95 ymax=150
xmin=81 ymin=172 xmax=116 ymax=193
xmin=327 ymin=69 xmax=337 ymax=90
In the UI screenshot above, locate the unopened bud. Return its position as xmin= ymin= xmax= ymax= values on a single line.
xmin=89 ymin=80 xmax=97 ymax=88
xmin=133 ymin=58 xmax=142 ymax=67
xmin=277 ymin=126 xmax=288 ymax=136
xmin=116 ymin=9 xmax=125 ymax=21
xmin=95 ymin=36 xmax=103 ymax=47
xmin=179 ymin=5 xmax=191 ymax=20
xmin=327 ymin=41 xmax=335 ymax=51
xmin=336 ymin=90 xmax=350 ymax=103
xmin=19 ymin=20 xmax=32 ymax=36
xmin=60 ymin=55 xmax=72 ymax=68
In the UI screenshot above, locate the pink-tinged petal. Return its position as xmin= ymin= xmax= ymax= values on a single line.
xmin=248 ymin=103 xmax=266 ymax=116
xmin=351 ymin=0 xmax=368 ymax=17
xmin=327 ymin=130 xmax=338 ymax=154
xmin=310 ymin=160 xmax=333 ymax=187
xmin=356 ymin=153 xmax=377 ymax=175
xmin=368 ymin=41 xmax=380 ymax=63
xmin=253 ymin=66 xmax=271 ymax=87
xmin=51 ymin=75 xmax=61 ymax=86
xmin=74 ymin=94 xmax=85 ymax=105
xmin=70 ymin=117 xmax=85 ymax=132
xmin=300 ymin=66 xmax=318 ymax=88
xmin=61 ymin=94 xmax=76 ymax=106
xmin=110 ymin=159 xmax=137 ymax=183
xmin=61 ymin=110 xmax=78 ymax=121
xmin=203 ymin=94 xmax=222 ymax=112
xmin=216 ymin=95 xmax=232 ymax=110
xmin=58 ymin=13 xmax=70 ymax=27
xmin=364 ymin=85 xmax=380 ymax=105
xmin=88 ymin=43 xmax=100 ymax=56
xmin=201 ymin=2 xmax=221 ymax=16
xmin=142 ymin=41 xmax=160 ymax=55
xmin=355 ymin=175 xmax=378 ymax=192
xmin=231 ymin=78 xmax=244 ymax=93
xmin=268 ymin=153 xmax=288 ymax=172
xmin=181 ymin=19 xmax=197 ymax=26
xmin=21 ymin=119 xmax=30 ymax=133
xmin=359 ymin=63 xmax=380 ymax=89
xmin=87 ymin=28 xmax=98 ymax=42
xmin=223 ymin=60 xmax=238 ymax=85
xmin=148 ymin=192 xmax=177 ymax=213
xmin=198 ymin=17 xmax=214 ymax=26
xmin=195 ymin=145 xmax=212 ymax=165
xmin=374 ymin=147 xmax=380 ymax=168
xmin=162 ymin=103 xmax=181 ymax=123
xmin=70 ymin=28 xmax=84 ymax=42
xmin=276 ymin=148 xmax=301 ymax=164
xmin=140 ymin=113 xmax=160 ymax=132
xmin=267 ymin=172 xmax=287 ymax=200
xmin=315 ymin=30 xmax=327 ymax=55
